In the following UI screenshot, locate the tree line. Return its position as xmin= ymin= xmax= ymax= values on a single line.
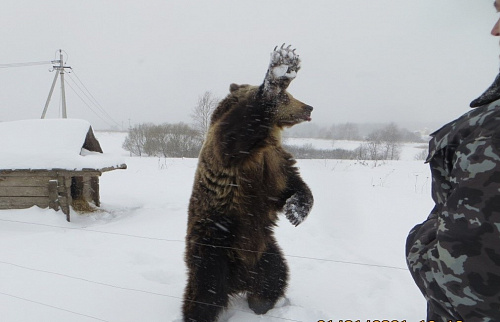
xmin=122 ymin=123 xmax=202 ymax=158
xmin=285 ymin=123 xmax=421 ymax=161
xmin=122 ymin=91 xmax=426 ymax=160
xmin=285 ymin=121 xmax=425 ymax=142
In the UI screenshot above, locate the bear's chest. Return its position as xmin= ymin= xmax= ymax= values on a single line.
xmin=239 ymin=148 xmax=287 ymax=193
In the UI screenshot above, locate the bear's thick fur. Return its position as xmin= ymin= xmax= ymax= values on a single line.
xmin=183 ymin=45 xmax=314 ymax=322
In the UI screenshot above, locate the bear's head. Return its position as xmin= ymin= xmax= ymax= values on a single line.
xmin=228 ymin=83 xmax=313 ymax=128
xmin=209 ymin=44 xmax=312 ymax=136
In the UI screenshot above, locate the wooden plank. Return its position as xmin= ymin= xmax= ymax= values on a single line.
xmin=83 ymin=175 xmax=92 ymax=202
xmin=60 ymin=175 xmax=71 ymax=221
xmin=48 ymin=180 xmax=59 ymax=211
xmin=99 ymin=164 xmax=127 ymax=172
xmin=58 ymin=195 xmax=69 ymax=208
xmin=0 ymin=170 xmax=57 ymax=177
xmin=91 ymin=177 xmax=100 ymax=207
xmin=0 ymin=176 xmax=58 ymax=187
xmin=0 ymin=169 xmax=103 ymax=177
xmin=0 ymin=186 xmax=49 ymax=197
xmin=0 ymin=197 xmax=49 ymax=209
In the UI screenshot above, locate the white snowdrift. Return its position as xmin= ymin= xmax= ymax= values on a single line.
xmin=0 ymin=132 xmax=430 ymax=321
xmin=0 ymin=119 xmax=125 ymax=171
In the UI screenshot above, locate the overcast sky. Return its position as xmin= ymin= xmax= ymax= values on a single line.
xmin=1 ymin=0 xmax=498 ymax=130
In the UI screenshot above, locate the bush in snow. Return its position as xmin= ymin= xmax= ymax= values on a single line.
xmin=123 ymin=123 xmax=202 ymax=158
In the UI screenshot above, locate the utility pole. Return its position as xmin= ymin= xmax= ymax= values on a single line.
xmin=41 ymin=49 xmax=71 ymax=119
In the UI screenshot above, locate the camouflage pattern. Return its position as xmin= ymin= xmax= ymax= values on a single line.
xmin=406 ymin=100 xmax=500 ymax=321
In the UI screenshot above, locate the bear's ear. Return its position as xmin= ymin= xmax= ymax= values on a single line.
xmin=263 ymin=44 xmax=301 ymax=97
xmin=229 ymin=83 xmax=240 ymax=93
xmin=230 ymin=83 xmax=251 ymax=93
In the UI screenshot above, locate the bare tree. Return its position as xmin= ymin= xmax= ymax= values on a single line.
xmin=379 ymin=123 xmax=402 ymax=160
xmin=363 ymin=122 xmax=402 ymax=161
xmin=122 ymin=123 xmax=151 ymax=156
xmin=123 ymin=123 xmax=203 ymax=158
xmin=191 ymin=91 xmax=219 ymax=140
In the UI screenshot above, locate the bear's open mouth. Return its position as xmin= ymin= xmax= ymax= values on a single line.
xmin=279 ymin=113 xmax=312 ymax=127
xmin=292 ymin=113 xmax=312 ymax=123
xmin=300 ymin=113 xmax=312 ymax=122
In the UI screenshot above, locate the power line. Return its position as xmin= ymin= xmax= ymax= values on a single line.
xmin=66 ymin=70 xmax=121 ymax=128
xmin=71 ymin=69 xmax=120 ymax=126
xmin=0 ymin=218 xmax=181 ymax=242
xmin=0 ymin=217 xmax=408 ymax=320
xmin=194 ymin=241 xmax=407 ymax=271
xmin=64 ymin=79 xmax=116 ymax=128
xmin=0 ymin=61 xmax=52 ymax=69
xmin=30 ymin=50 xmax=121 ymax=128
xmin=0 ymin=218 xmax=407 ymax=271
xmin=65 ymin=74 xmax=105 ymax=114
xmin=0 ymin=260 xmax=303 ymax=322
xmin=0 ymin=291 xmax=110 ymax=322
xmin=1 ymin=53 xmax=122 ymax=129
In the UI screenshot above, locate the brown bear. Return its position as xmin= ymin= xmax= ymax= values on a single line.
xmin=183 ymin=44 xmax=314 ymax=322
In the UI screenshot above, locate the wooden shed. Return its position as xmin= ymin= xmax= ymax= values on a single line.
xmin=0 ymin=119 xmax=126 ymax=221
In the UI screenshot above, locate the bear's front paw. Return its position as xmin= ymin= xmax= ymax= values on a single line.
xmin=263 ymin=44 xmax=301 ymax=96
xmin=283 ymin=192 xmax=313 ymax=226
xmin=269 ymin=44 xmax=301 ymax=80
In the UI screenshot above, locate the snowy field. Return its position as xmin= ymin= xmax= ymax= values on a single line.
xmin=0 ymin=131 xmax=432 ymax=322
xmin=284 ymin=137 xmax=428 ymax=162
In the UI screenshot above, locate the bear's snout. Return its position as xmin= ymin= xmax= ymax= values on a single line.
xmin=302 ymin=105 xmax=313 ymax=122
xmin=303 ymin=105 xmax=313 ymax=113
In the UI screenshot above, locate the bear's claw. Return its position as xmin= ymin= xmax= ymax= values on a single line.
xmin=269 ymin=43 xmax=301 ymax=79
xmin=263 ymin=44 xmax=301 ymax=95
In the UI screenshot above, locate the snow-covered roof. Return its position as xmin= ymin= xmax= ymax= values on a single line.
xmin=0 ymin=119 xmax=126 ymax=171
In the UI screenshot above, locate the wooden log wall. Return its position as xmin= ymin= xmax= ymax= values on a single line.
xmin=0 ymin=169 xmax=101 ymax=221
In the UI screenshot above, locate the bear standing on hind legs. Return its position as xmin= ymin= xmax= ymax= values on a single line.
xmin=183 ymin=44 xmax=314 ymax=322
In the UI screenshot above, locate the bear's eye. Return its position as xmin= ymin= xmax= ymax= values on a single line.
xmin=279 ymin=94 xmax=290 ymax=104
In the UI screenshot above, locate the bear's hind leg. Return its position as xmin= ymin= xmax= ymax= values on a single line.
xmin=183 ymin=246 xmax=230 ymax=322
xmin=246 ymin=241 xmax=289 ymax=315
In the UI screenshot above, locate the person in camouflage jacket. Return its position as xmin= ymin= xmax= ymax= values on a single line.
xmin=406 ymin=2 xmax=500 ymax=320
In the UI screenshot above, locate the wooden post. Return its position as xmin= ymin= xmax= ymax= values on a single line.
xmin=91 ymin=176 xmax=100 ymax=207
xmin=48 ymin=180 xmax=59 ymax=212
xmin=82 ymin=175 xmax=91 ymax=202
xmin=58 ymin=174 xmax=72 ymax=222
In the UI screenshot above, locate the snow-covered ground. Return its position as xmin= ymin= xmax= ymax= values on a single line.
xmin=285 ymin=137 xmax=428 ymax=162
xmin=0 ymin=131 xmax=432 ymax=322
